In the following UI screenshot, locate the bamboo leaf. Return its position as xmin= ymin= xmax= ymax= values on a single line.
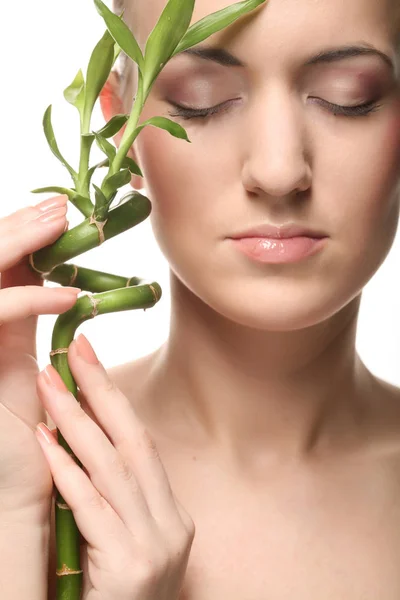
xmin=43 ymin=105 xmax=77 ymax=182
xmin=94 ymin=132 xmax=117 ymax=162
xmin=113 ymin=43 xmax=122 ymax=67
xmin=122 ymin=156 xmax=143 ymax=177
xmin=96 ymin=114 xmax=129 ymax=138
xmin=172 ymin=0 xmax=267 ymax=57
xmin=135 ymin=116 xmax=191 ymax=143
xmin=63 ymin=69 xmax=85 ymax=116
xmin=93 ymin=0 xmax=144 ymax=72
xmin=83 ymin=29 xmax=116 ymax=129
xmin=109 ymin=189 xmax=138 ymax=209
xmin=104 ymin=168 xmax=131 ymax=193
xmin=30 ymin=186 xmax=76 ymax=200
xmin=93 ymin=183 xmax=108 ymax=208
xmin=143 ymin=0 xmax=195 ymax=92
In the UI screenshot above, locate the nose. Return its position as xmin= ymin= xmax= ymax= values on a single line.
xmin=241 ymin=86 xmax=312 ymax=199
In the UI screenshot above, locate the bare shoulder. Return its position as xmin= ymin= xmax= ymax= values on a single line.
xmin=365 ymin=375 xmax=400 ymax=461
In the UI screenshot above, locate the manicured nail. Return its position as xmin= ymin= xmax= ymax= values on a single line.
xmin=36 ymin=422 xmax=57 ymax=445
xmin=36 ymin=206 xmax=67 ymax=223
xmin=74 ymin=334 xmax=99 ymax=365
xmin=34 ymin=195 xmax=67 ymax=213
xmin=41 ymin=365 xmax=68 ymax=392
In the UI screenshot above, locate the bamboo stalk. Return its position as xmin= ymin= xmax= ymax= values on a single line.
xmin=28 ymin=207 xmax=162 ymax=600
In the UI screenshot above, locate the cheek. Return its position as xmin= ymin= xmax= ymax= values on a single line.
xmin=321 ymin=103 xmax=400 ymax=234
xmin=134 ymin=124 xmax=233 ymax=230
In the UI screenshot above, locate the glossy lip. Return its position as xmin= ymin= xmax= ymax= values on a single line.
xmin=229 ymin=222 xmax=327 ymax=240
xmin=230 ymin=236 xmax=327 ymax=264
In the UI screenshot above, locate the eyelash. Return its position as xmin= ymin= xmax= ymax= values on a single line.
xmin=167 ymin=98 xmax=382 ymax=121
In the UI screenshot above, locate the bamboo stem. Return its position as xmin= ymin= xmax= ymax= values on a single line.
xmin=50 ymin=282 xmax=161 ymax=599
xmin=27 ymin=191 xmax=161 ymax=600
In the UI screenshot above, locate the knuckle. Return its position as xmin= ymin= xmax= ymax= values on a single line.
xmin=103 ymin=376 xmax=118 ymax=394
xmin=141 ymin=427 xmax=160 ymax=460
xmin=183 ymin=516 xmax=196 ymax=539
xmin=85 ymin=491 xmax=109 ymax=511
xmin=175 ymin=527 xmax=195 ymax=553
xmin=111 ymin=454 xmax=135 ymax=484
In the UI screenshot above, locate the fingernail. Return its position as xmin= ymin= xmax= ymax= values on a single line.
xmin=59 ymin=286 xmax=81 ymax=295
xmin=74 ymin=334 xmax=99 ymax=365
xmin=36 ymin=422 xmax=57 ymax=445
xmin=35 ymin=195 xmax=67 ymax=213
xmin=36 ymin=206 xmax=67 ymax=223
xmin=41 ymin=365 xmax=68 ymax=392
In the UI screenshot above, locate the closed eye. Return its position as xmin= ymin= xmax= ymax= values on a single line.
xmin=167 ymin=98 xmax=240 ymax=120
xmin=167 ymin=97 xmax=382 ymax=120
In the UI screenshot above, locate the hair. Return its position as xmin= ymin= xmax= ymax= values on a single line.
xmin=112 ymin=0 xmax=400 ymax=96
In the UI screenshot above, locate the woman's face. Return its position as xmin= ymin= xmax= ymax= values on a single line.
xmin=123 ymin=0 xmax=400 ymax=331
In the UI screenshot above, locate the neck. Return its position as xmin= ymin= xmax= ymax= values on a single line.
xmin=146 ymin=275 xmax=375 ymax=466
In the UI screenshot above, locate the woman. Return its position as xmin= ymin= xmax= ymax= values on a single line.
xmin=1 ymin=0 xmax=400 ymax=598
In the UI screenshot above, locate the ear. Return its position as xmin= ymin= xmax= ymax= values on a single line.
xmin=99 ymin=71 xmax=144 ymax=191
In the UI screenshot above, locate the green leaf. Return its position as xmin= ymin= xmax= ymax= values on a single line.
xmin=122 ymin=156 xmax=143 ymax=178
xmin=83 ymin=29 xmax=116 ymax=129
xmin=113 ymin=43 xmax=122 ymax=67
xmin=93 ymin=0 xmax=144 ymax=73
xmin=172 ymin=0 xmax=267 ymax=57
xmin=93 ymin=183 xmax=108 ymax=207
xmin=94 ymin=132 xmax=116 ymax=162
xmin=109 ymin=189 xmax=138 ymax=209
xmin=30 ymin=186 xmax=76 ymax=200
xmin=63 ymin=69 xmax=85 ymax=116
xmin=96 ymin=114 xmax=129 ymax=138
xmin=104 ymin=168 xmax=131 ymax=193
xmin=134 ymin=116 xmax=191 ymax=143
xmin=143 ymin=0 xmax=195 ymax=92
xmin=43 ymin=105 xmax=77 ymax=182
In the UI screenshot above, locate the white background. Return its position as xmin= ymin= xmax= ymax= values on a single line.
xmin=1 ymin=0 xmax=399 ymax=386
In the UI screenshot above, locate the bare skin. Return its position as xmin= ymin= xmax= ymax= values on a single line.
xmin=47 ymin=0 xmax=400 ymax=596
xmin=48 ymin=359 xmax=400 ymax=599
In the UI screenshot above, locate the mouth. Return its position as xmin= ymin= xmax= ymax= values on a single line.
xmin=229 ymin=235 xmax=327 ymax=264
xmin=229 ymin=223 xmax=327 ymax=240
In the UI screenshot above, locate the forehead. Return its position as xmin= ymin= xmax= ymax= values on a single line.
xmin=129 ymin=0 xmax=399 ymax=55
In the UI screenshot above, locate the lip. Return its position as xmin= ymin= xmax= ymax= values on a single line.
xmin=230 ymin=236 xmax=327 ymax=264
xmin=229 ymin=223 xmax=327 ymax=240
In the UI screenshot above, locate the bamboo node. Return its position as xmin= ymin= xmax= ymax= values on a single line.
xmin=28 ymin=253 xmax=54 ymax=279
xmin=49 ymin=348 xmax=69 ymax=357
xmin=149 ymin=284 xmax=161 ymax=302
xmin=89 ymin=213 xmax=108 ymax=245
xmin=86 ymin=292 xmax=99 ymax=318
xmin=56 ymin=501 xmax=71 ymax=510
xmin=69 ymin=264 xmax=78 ymax=286
xmin=56 ymin=564 xmax=83 ymax=576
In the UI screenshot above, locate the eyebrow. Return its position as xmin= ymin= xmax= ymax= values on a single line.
xmin=180 ymin=43 xmax=394 ymax=72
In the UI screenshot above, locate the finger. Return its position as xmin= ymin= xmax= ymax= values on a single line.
xmin=35 ymin=423 xmax=127 ymax=550
xmin=0 ymin=196 xmax=68 ymax=274
xmin=67 ymin=334 xmax=184 ymax=530
xmin=0 ymin=285 xmax=81 ymax=326
xmin=36 ymin=366 xmax=158 ymax=541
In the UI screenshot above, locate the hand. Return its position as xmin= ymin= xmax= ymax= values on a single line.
xmin=35 ymin=333 xmax=196 ymax=600
xmin=0 ymin=195 xmax=80 ymax=516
